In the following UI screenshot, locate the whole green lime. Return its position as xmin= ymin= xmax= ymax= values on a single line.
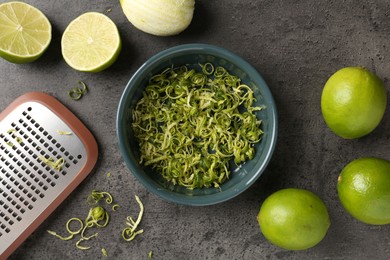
xmin=257 ymin=188 xmax=330 ymax=250
xmin=337 ymin=157 xmax=390 ymax=225
xmin=321 ymin=67 xmax=387 ymax=139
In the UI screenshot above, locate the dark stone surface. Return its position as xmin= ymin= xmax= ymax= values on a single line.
xmin=1 ymin=0 xmax=390 ymax=259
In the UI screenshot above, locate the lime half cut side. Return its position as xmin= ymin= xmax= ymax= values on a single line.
xmin=61 ymin=12 xmax=121 ymax=72
xmin=0 ymin=1 xmax=52 ymax=63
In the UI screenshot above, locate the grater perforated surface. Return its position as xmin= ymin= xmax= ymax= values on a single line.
xmin=0 ymin=93 xmax=98 ymax=259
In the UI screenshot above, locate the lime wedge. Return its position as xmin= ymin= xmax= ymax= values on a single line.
xmin=61 ymin=12 xmax=121 ymax=72
xmin=0 ymin=1 xmax=52 ymax=63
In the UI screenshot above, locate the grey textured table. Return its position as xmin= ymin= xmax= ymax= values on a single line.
xmin=1 ymin=0 xmax=390 ymax=259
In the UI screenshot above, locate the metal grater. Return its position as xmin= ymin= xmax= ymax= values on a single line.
xmin=0 ymin=92 xmax=98 ymax=259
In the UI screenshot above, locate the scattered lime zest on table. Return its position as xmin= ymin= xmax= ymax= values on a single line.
xmin=6 ymin=142 xmax=14 ymax=148
xmin=47 ymin=192 xmax=109 ymax=240
xmin=107 ymin=172 xmax=111 ymax=177
xmin=148 ymin=250 xmax=153 ymax=258
xmin=132 ymin=63 xmax=264 ymax=189
xmin=112 ymin=204 xmax=120 ymax=211
xmin=87 ymin=190 xmax=114 ymax=205
xmin=84 ymin=206 xmax=110 ymax=228
xmin=47 ymin=230 xmax=73 ymax=241
xmin=47 ymin=190 xmax=145 ymax=253
xmin=102 ymin=247 xmax=108 ymax=257
xmin=47 ymin=218 xmax=83 ymax=241
xmin=47 ymin=205 xmax=109 ymax=250
xmin=68 ymin=81 xmax=88 ymax=101
xmin=39 ymin=156 xmax=65 ymax=171
xmin=76 ymin=234 xmax=97 ymax=250
xmin=56 ymin=129 xmax=73 ymax=135
xmin=122 ymin=195 xmax=144 ymax=241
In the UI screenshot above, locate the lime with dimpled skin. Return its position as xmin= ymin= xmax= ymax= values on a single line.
xmin=337 ymin=157 xmax=390 ymax=225
xmin=321 ymin=67 xmax=387 ymax=139
xmin=257 ymin=188 xmax=330 ymax=250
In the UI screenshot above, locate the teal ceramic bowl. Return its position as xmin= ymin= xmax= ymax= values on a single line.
xmin=117 ymin=44 xmax=277 ymax=206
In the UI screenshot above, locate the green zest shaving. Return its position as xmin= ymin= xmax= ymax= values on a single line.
xmin=75 ymin=233 xmax=98 ymax=250
xmin=75 ymin=206 xmax=109 ymax=250
xmin=87 ymin=190 xmax=114 ymax=205
xmin=47 ymin=190 xmax=113 ymax=251
xmin=148 ymin=250 xmax=153 ymax=258
xmin=47 ymin=218 xmax=83 ymax=241
xmin=112 ymin=204 xmax=120 ymax=211
xmin=68 ymin=81 xmax=88 ymax=100
xmin=7 ymin=128 xmax=15 ymax=134
xmin=47 ymin=206 xmax=107 ymax=251
xmin=39 ymin=156 xmax=65 ymax=171
xmin=122 ymin=195 xmax=144 ymax=241
xmin=47 ymin=230 xmax=73 ymax=241
xmin=7 ymin=128 xmax=23 ymax=144
xmin=102 ymin=247 xmax=108 ymax=257
xmin=56 ymin=129 xmax=73 ymax=135
xmin=132 ymin=63 xmax=264 ymax=189
xmin=47 ymin=190 xmax=145 ymax=253
xmin=84 ymin=206 xmax=110 ymax=228
xmin=66 ymin=218 xmax=84 ymax=235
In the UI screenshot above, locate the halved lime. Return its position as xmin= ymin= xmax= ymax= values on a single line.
xmin=61 ymin=12 xmax=121 ymax=72
xmin=0 ymin=1 xmax=52 ymax=63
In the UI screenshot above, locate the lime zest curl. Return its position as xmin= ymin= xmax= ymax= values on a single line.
xmin=47 ymin=218 xmax=83 ymax=241
xmin=75 ymin=233 xmax=98 ymax=250
xmin=112 ymin=204 xmax=120 ymax=211
xmin=87 ymin=190 xmax=114 ymax=205
xmin=68 ymin=81 xmax=88 ymax=100
xmin=77 ymin=206 xmax=109 ymax=249
xmin=66 ymin=218 xmax=84 ymax=235
xmin=122 ymin=195 xmax=144 ymax=241
xmin=199 ymin=62 xmax=214 ymax=75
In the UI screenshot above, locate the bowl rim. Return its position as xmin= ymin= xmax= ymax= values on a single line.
xmin=117 ymin=43 xmax=278 ymax=206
